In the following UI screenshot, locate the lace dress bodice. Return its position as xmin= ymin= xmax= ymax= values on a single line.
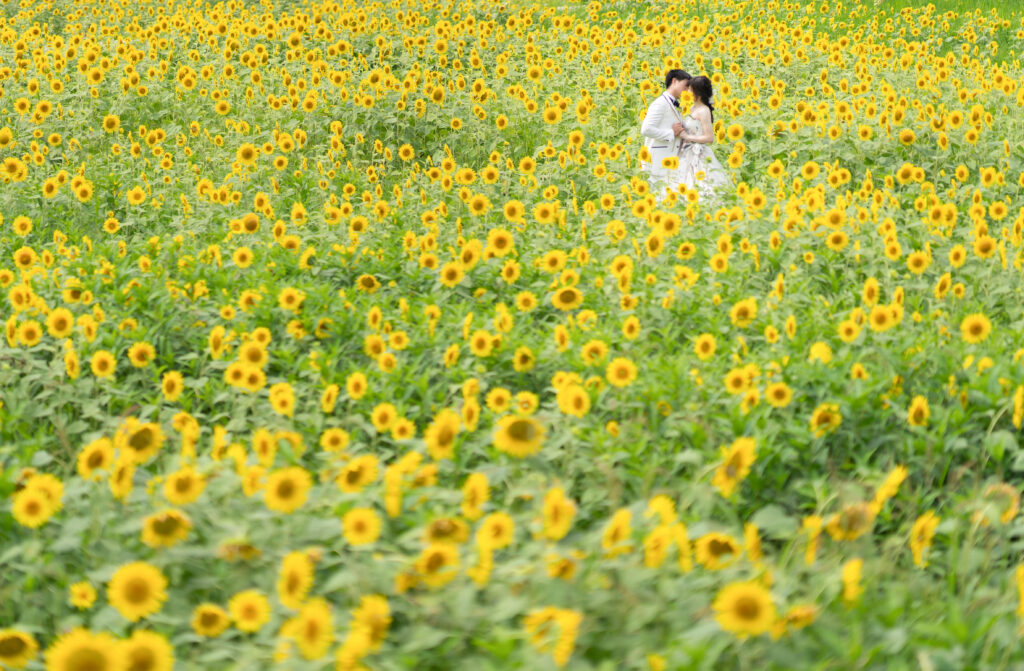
xmin=681 ymin=114 xmax=702 ymax=135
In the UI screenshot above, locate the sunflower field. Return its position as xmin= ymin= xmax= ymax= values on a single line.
xmin=1 ymin=0 xmax=1024 ymax=668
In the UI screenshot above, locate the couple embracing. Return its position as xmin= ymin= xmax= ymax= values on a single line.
xmin=640 ymin=69 xmax=731 ymax=203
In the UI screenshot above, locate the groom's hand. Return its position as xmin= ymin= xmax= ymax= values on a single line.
xmin=672 ymin=122 xmax=684 ymax=137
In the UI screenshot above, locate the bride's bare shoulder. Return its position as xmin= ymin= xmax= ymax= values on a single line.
xmin=692 ymin=105 xmax=713 ymax=121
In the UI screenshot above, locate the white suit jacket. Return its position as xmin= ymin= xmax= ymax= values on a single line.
xmin=641 ymin=92 xmax=685 ymax=169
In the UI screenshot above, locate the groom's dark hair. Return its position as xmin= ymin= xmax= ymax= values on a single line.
xmin=664 ymin=69 xmax=691 ymax=89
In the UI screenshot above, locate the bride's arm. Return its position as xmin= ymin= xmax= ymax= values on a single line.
xmin=680 ymin=108 xmax=715 ymax=144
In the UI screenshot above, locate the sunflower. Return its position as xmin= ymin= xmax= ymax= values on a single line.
xmin=694 ymin=532 xmax=740 ymax=570
xmin=127 ymin=342 xmax=156 ymax=368
xmin=265 ymin=466 xmax=312 ymax=513
xmin=278 ymin=551 xmax=315 ymax=609
xmin=522 ymin=607 xmax=583 ymax=667
xmin=486 ymin=228 xmax=514 ymax=256
xmin=556 ymin=384 xmax=590 ymax=417
xmin=276 ymin=287 xmax=306 ymax=312
xmin=343 ymin=507 xmax=382 ymax=546
xmin=288 ymin=598 xmax=334 ymax=660
xmin=114 ymin=418 xmax=165 ymax=463
xmin=825 ymin=502 xmax=876 ymax=541
xmin=809 ymin=403 xmax=842 ymax=438
xmin=107 ymin=561 xmax=168 ymax=622
xmin=423 ymin=517 xmax=470 ymax=545
xmin=319 ymin=427 xmax=350 ymax=452
xmin=424 ymin=409 xmax=460 ymax=460
xmin=764 ymin=382 xmax=793 ymax=408
xmin=65 ymin=350 xmax=81 ymax=379
xmin=468 ymin=329 xmax=494 ymax=357
xmin=0 ymin=629 xmax=37 ymax=669
xmin=960 ymin=313 xmax=991 ymax=344
xmin=161 ymin=371 xmax=184 ymax=402
xmin=369 ymin=402 xmax=398 ymax=432
xmin=825 ymin=230 xmax=848 ymax=251
xmin=729 ymin=297 xmax=758 ymax=327
xmin=467 ymin=193 xmax=491 ymax=216
xmin=236 ymin=142 xmax=258 ymax=165
xmin=461 ymin=474 xmax=489 ymax=521
xmin=126 ymin=186 xmax=146 ymax=205
xmin=600 ymin=509 xmax=632 ymax=557
xmin=90 ymin=350 xmax=116 ymax=378
xmin=605 ymin=357 xmax=637 ymax=388
xmin=162 ymin=466 xmax=205 ymax=505
xmin=229 ymin=589 xmax=271 ymax=632
xmin=337 ymin=455 xmax=379 ymax=493
xmin=64 ymin=579 xmax=97 ymax=610
xmin=109 ymin=458 xmax=136 ymax=501
xmin=391 ymin=418 xmax=416 ymax=441
xmin=551 ymin=286 xmax=583 ymax=311
xmin=493 ymin=415 xmax=546 ymax=458
xmin=191 ymin=603 xmax=231 ymax=637
xmin=268 ymin=382 xmax=296 ymax=417
xmin=12 ymin=487 xmax=54 ymax=528
xmin=44 ymin=628 xmax=123 ymax=671
xmin=541 ymin=488 xmax=576 ymax=541
xmin=837 ymin=319 xmax=860 ymax=343
xmin=712 ymin=581 xmax=777 ymax=638
xmin=237 ymin=341 xmax=268 ymax=368
xmin=907 ymin=395 xmax=930 ymax=427
xmin=350 ymin=595 xmax=392 ymax=651
xmin=693 ymin=333 xmax=716 ymax=360
xmin=141 ymin=509 xmax=192 ymax=548
xmin=842 ymin=558 xmax=864 ymax=603
xmin=46 ymin=307 xmax=74 ymax=338
xmin=121 ymin=630 xmax=174 ymax=671
xmin=356 ymin=273 xmax=381 ymax=293
xmin=711 ymin=437 xmax=757 ymax=498
xmin=414 ymin=543 xmax=459 ymax=588
xmin=438 ymin=262 xmax=464 ymax=287
xmin=910 ymin=511 xmax=940 ymax=567
xmin=476 ymin=512 xmax=515 ymax=550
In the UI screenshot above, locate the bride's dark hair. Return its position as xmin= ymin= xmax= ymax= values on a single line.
xmin=688 ymin=76 xmax=714 ymax=124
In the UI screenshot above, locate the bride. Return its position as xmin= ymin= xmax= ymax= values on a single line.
xmin=673 ymin=75 xmax=731 ymax=202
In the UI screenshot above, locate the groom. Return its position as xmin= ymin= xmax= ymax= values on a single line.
xmin=640 ymin=69 xmax=691 ymax=194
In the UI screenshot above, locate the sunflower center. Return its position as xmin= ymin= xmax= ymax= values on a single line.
xmin=277 ymin=479 xmax=295 ymax=499
xmin=124 ymin=577 xmax=151 ymax=604
xmin=152 ymin=515 xmax=181 ymax=536
xmin=735 ymin=596 xmax=761 ymax=621
xmin=506 ymin=419 xmax=537 ymax=442
xmin=0 ymin=636 xmax=26 ymax=656
xmin=66 ymin=648 xmax=107 ymax=671
xmin=709 ymin=539 xmax=735 ymax=557
xmin=128 ymin=428 xmax=154 ymax=452
xmin=842 ymin=506 xmax=868 ymax=531
xmin=128 ymin=647 xmax=157 ymax=671
xmin=425 ymin=552 xmax=445 ymax=572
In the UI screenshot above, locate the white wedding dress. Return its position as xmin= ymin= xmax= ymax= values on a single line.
xmin=668 ymin=112 xmax=731 ymax=201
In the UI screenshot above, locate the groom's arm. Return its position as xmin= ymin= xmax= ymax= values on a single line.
xmin=640 ymin=100 xmax=675 ymax=144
